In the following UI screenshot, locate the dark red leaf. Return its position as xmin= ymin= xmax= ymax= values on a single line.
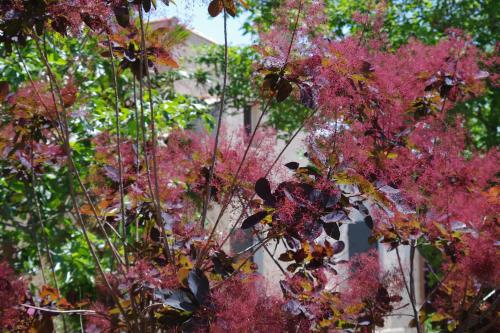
xmin=276 ymin=79 xmax=293 ymax=102
xmin=286 ymin=263 xmax=300 ymax=273
xmin=208 ymin=0 xmax=223 ymax=17
xmin=155 ymin=51 xmax=179 ymax=68
xmin=323 ymin=221 xmax=340 ymax=240
xmin=241 ymin=210 xmax=268 ymax=229
xmin=113 ymin=5 xmax=130 ymax=28
xmin=255 ymin=178 xmax=276 ymax=206
xmin=364 ymin=215 xmax=374 ymax=229
xmin=50 ymin=16 xmax=69 ymax=35
xmin=361 ymin=60 xmax=374 ymax=73
xmin=262 ymin=73 xmax=279 ymax=92
xmin=187 ymin=269 xmax=209 ymax=304
xmin=223 ymin=0 xmax=237 ymax=17
xmin=80 ymin=13 xmax=103 ymax=31
xmin=142 ymin=0 xmax=152 ymax=12
xmin=33 ymin=316 xmax=54 ymax=333
xmin=293 ymin=248 xmax=306 ymax=263
xmin=278 ymin=251 xmax=294 ymax=262
xmin=284 ymin=161 xmax=299 ymax=170
xmin=212 ymin=251 xmax=234 ymax=276
xmin=100 ymin=50 xmax=112 ymax=57
xmin=0 ymin=81 xmax=9 ymax=101
xmin=150 ymin=226 xmax=160 ymax=242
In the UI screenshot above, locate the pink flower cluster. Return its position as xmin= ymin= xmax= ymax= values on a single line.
xmin=209 ymin=274 xmax=285 ymax=332
xmin=0 ymin=81 xmax=72 ymax=170
xmin=0 ymin=261 xmax=27 ymax=330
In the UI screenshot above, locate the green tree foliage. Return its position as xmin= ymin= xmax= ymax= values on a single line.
xmin=193 ymin=44 xmax=310 ymax=137
xmin=0 ymin=30 xmax=212 ymax=301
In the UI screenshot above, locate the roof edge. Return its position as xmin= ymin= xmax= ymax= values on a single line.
xmin=149 ymin=18 xmax=219 ymax=45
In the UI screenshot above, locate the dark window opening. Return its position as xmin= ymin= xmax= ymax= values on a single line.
xmin=243 ymin=105 xmax=252 ymax=135
xmin=348 ymin=222 xmax=376 ymax=257
xmin=230 ymin=229 xmax=254 ymax=254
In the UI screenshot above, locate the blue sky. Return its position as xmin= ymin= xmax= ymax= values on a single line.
xmin=147 ymin=1 xmax=253 ymax=45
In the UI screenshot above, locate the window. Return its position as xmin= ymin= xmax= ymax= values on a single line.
xmin=347 ymin=221 xmax=376 ymax=257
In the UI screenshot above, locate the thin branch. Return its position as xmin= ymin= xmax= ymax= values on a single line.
xmin=29 ymin=141 xmax=58 ymax=290
xmin=232 ymin=195 xmax=286 ymax=275
xmin=233 ymin=237 xmax=270 ymax=273
xmin=199 ymin=9 xmax=229 ymax=230
xmin=140 ymin=303 xmax=165 ymax=318
xmin=32 ymin=34 xmax=126 ymax=269
xmin=234 ymin=235 xmax=269 ymax=255
xmin=195 ymin=97 xmax=272 ymax=268
xmin=409 ymin=241 xmax=422 ymax=333
xmin=31 ymin=33 xmax=132 ymax=329
xmin=131 ymin=78 xmax=141 ymax=242
xmin=419 ymin=262 xmax=455 ymax=311
xmin=132 ymin=79 xmax=141 ymax=175
xmin=196 ymin=1 xmax=308 ymax=265
xmin=217 ymin=107 xmax=318 ymax=251
xmin=396 ymin=245 xmax=421 ymax=333
xmin=138 ymin=8 xmax=173 ymax=264
xmin=212 ymin=237 xmax=271 ymax=289
xmin=453 ymin=289 xmax=497 ymax=333
xmin=256 ymin=233 xmax=287 ymax=275
xmin=107 ymin=35 xmax=129 ymax=267
xmin=33 ymin=231 xmax=47 ymax=284
xmin=108 ymin=29 xmax=144 ymax=328
xmin=31 ymin=37 xmax=124 ymax=261
xmin=21 ymin=304 xmax=96 ymax=315
xmin=17 ymin=42 xmax=81 ymax=333
xmin=283 ymin=0 xmax=304 ymax=67
xmin=136 ymin=68 xmax=158 ymax=231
